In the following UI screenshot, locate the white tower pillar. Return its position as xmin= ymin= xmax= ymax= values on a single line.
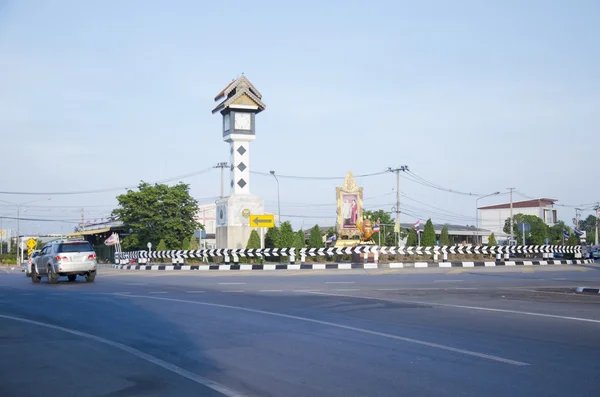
xmin=212 ymin=76 xmax=266 ymax=249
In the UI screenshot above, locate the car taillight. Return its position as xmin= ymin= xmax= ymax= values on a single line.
xmin=56 ymin=255 xmax=69 ymax=261
xmin=88 ymin=254 xmax=96 ymax=260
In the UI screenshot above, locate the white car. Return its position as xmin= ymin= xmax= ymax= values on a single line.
xmin=31 ymin=240 xmax=97 ymax=284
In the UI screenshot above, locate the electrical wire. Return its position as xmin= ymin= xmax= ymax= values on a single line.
xmin=251 ymin=170 xmax=388 ymax=180
xmin=0 ymin=168 xmax=214 ymax=196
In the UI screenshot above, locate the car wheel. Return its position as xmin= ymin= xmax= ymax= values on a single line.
xmin=31 ymin=266 xmax=41 ymax=284
xmin=67 ymin=275 xmax=77 ymax=282
xmin=47 ymin=266 xmax=59 ymax=284
xmin=85 ymin=271 xmax=96 ymax=283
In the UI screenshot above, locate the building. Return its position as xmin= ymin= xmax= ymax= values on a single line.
xmin=195 ymin=202 xmax=217 ymax=249
xmin=478 ymin=198 xmax=558 ymax=242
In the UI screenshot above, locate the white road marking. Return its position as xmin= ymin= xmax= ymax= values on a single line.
xmin=334 ymin=289 xmax=361 ymax=292
xmin=116 ymin=294 xmax=529 ymax=366
xmin=305 ymin=291 xmax=600 ymax=325
xmin=0 ymin=314 xmax=244 ymax=397
xmin=433 ymin=280 xmax=464 ymax=283
xmin=186 ymin=290 xmax=206 ymax=293
xmin=218 ymin=282 xmax=246 ymax=285
xmin=376 ymin=288 xmax=399 ymax=291
xmin=293 ymin=289 xmax=321 ymax=292
xmin=325 ymin=281 xmax=355 ymax=284
xmin=148 ymin=292 xmax=167 ymax=294
xmin=259 ymin=290 xmax=283 ymax=292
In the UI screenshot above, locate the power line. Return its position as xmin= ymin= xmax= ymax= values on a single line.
xmin=251 ymin=170 xmax=388 ymax=180
xmin=0 ymin=167 xmax=214 ymax=196
xmin=0 ymin=216 xmax=79 ymax=223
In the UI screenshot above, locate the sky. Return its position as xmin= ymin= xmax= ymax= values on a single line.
xmin=1 ymin=0 xmax=599 ymax=236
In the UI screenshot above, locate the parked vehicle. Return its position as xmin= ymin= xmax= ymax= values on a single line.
xmin=31 ymin=240 xmax=97 ymax=284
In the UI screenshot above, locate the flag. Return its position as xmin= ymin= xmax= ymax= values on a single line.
xmin=563 ymin=229 xmax=569 ymax=239
xmin=373 ymin=219 xmax=381 ymax=232
xmin=104 ymin=233 xmax=119 ymax=246
xmin=325 ymin=235 xmax=337 ymax=244
xmin=413 ymin=220 xmax=420 ymax=229
xmin=574 ymin=228 xmax=583 ymax=236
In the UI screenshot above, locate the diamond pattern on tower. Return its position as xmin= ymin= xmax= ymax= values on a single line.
xmin=237 ymin=179 xmax=247 ymax=189
xmin=237 ymin=162 xmax=246 ymax=172
xmin=230 ymin=164 xmax=234 ymax=171
xmin=237 ymin=146 xmax=246 ymax=155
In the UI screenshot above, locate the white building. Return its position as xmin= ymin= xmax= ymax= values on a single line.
xmin=195 ymin=203 xmax=217 ymax=248
xmin=479 ymin=198 xmax=558 ymax=242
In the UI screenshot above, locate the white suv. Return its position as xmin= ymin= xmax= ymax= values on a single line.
xmin=32 ymin=240 xmax=97 ymax=284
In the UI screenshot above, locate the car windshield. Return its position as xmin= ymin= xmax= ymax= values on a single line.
xmin=58 ymin=243 xmax=94 ymax=253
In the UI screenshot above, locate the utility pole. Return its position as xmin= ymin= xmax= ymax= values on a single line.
xmin=388 ymin=166 xmax=409 ymax=246
xmin=507 ymin=188 xmax=515 ymax=245
xmin=81 ymin=208 xmax=85 ymax=232
xmin=595 ymin=203 xmax=599 ymax=246
xmin=214 ymin=162 xmax=228 ymax=198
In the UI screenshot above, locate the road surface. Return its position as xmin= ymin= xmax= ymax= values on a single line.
xmin=1 ymin=264 xmax=599 ymax=396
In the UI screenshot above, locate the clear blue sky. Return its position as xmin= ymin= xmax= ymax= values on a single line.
xmin=1 ymin=0 xmax=599 ymax=235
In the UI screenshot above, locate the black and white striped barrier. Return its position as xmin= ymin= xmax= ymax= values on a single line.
xmin=111 ymin=259 xmax=595 ymax=271
xmin=115 ymin=245 xmax=583 ymax=265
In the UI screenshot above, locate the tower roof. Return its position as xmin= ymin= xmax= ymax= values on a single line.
xmin=212 ymin=75 xmax=266 ymax=114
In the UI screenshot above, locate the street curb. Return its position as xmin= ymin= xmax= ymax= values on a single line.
xmin=575 ymin=287 xmax=600 ymax=294
xmin=111 ymin=259 xmax=595 ymax=271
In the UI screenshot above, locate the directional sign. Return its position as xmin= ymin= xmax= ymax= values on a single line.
xmin=250 ymin=214 xmax=275 ymax=228
xmin=26 ymin=238 xmax=37 ymax=249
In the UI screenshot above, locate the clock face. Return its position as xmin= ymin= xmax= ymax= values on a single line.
xmin=223 ymin=114 xmax=230 ymax=131
xmin=234 ymin=112 xmax=251 ymax=130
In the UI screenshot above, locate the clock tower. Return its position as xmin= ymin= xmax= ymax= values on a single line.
xmin=212 ymin=75 xmax=266 ymax=249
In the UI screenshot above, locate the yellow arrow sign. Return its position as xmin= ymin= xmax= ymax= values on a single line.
xmin=26 ymin=238 xmax=37 ymax=249
xmin=27 ymin=248 xmax=34 ymax=258
xmin=249 ymin=214 xmax=275 ymax=228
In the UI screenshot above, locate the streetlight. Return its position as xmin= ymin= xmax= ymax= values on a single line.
xmin=475 ymin=191 xmax=500 ymax=245
xmin=0 ymin=198 xmax=51 ymax=264
xmin=269 ymin=170 xmax=281 ymax=225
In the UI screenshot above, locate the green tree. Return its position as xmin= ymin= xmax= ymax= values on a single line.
xmin=581 ymin=215 xmax=596 ymax=244
xmin=156 ymin=239 xmax=167 ymax=251
xmin=488 ymin=232 xmax=497 ymax=246
xmin=265 ymin=226 xmax=280 ymax=249
xmin=246 ymin=230 xmax=261 ymax=249
xmin=294 ymin=229 xmax=305 ymax=250
xmin=181 ymin=236 xmax=190 ymax=250
xmin=308 ymin=225 xmax=324 ymax=249
xmin=567 ymin=232 xmax=579 ymax=246
xmin=189 ymin=235 xmax=200 ymax=250
xmin=439 ymin=225 xmax=450 ymax=246
xmin=405 ymin=228 xmax=418 ymax=247
xmin=503 ymin=214 xmax=549 ymax=245
xmin=549 ymin=221 xmax=569 ymax=244
xmin=277 ymin=221 xmax=297 ymax=248
xmin=326 ymin=228 xmax=336 ymax=238
xmin=113 ymin=182 xmax=200 ymax=250
xmin=421 ymin=219 xmax=436 ymax=247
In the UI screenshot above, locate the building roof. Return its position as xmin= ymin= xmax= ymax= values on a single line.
xmin=479 ymin=198 xmax=557 ymax=210
xmin=212 ymin=75 xmax=266 ymax=114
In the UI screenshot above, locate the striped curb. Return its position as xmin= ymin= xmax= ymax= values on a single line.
xmin=111 ymin=259 xmax=595 ymax=271
xmin=575 ymin=287 xmax=600 ymax=294
xmin=116 ymin=245 xmax=582 ymax=261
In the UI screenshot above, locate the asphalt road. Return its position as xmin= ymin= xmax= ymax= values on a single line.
xmin=1 ymin=264 xmax=600 ymax=397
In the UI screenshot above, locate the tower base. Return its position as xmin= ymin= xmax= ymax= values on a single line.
xmin=215 ymin=194 xmax=264 ymax=249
